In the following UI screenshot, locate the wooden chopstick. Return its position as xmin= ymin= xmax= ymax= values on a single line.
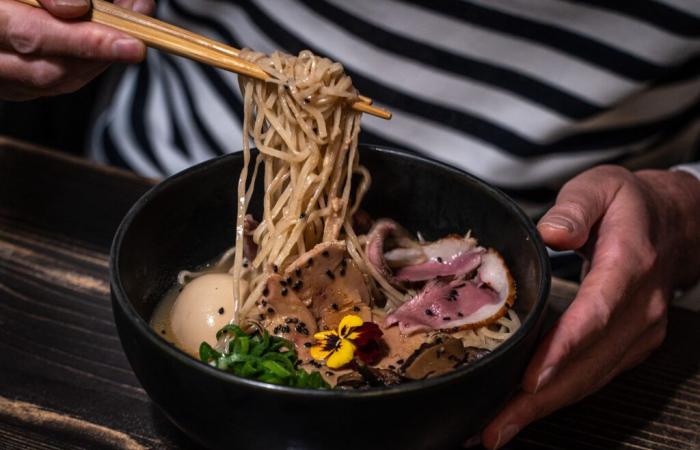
xmin=15 ymin=0 xmax=389 ymax=119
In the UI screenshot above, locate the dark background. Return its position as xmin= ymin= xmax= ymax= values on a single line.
xmin=0 ymin=71 xmax=110 ymax=158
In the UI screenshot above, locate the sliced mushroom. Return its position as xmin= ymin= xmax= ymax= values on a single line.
xmin=335 ymin=371 xmax=368 ymax=389
xmin=400 ymin=336 xmax=467 ymax=380
xmin=335 ymin=366 xmax=403 ymax=389
xmin=357 ymin=365 xmax=403 ymax=386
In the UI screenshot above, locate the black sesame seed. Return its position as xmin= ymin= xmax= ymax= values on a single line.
xmin=286 ymin=277 xmax=292 ymax=285
xmin=267 ymin=307 xmax=275 ymax=314
xmin=454 ymin=283 xmax=466 ymax=289
xmin=339 ymin=268 xmax=346 ymax=276
xmin=457 ymin=312 xmax=464 ymax=317
xmin=280 ymin=280 xmax=287 ymax=287
xmin=331 ymin=303 xmax=339 ymax=311
xmin=281 ymin=325 xmax=290 ymax=333
xmin=396 ymin=359 xmax=404 ymax=364
xmin=262 ymin=287 xmax=269 ymax=296
xmin=437 ymin=257 xmax=444 ymax=263
xmin=296 ymin=324 xmax=308 ymax=334
xmin=273 ymin=265 xmax=278 ymax=273
xmin=304 ymin=342 xmax=312 ymax=348
xmin=307 ymin=258 xmax=314 ymax=267
xmin=292 ymin=280 xmax=303 ymax=291
xmin=218 ymin=307 xmax=225 ymax=315
xmin=285 ymin=317 xmax=299 ymax=324
xmin=325 ymin=270 xmax=335 ymax=280
xmin=258 ymin=314 xmax=265 ymax=320
xmin=322 ymin=250 xmax=330 ymax=257
xmin=352 ymin=306 xmax=360 ymax=312
xmin=300 ymin=212 xmax=306 ymax=219
xmin=425 ymin=309 xmax=434 ymax=316
xmin=295 ymin=269 xmax=302 ymax=278
xmin=242 ymin=262 xmax=248 ymax=268
xmin=443 ymin=316 xmax=451 ymax=321
xmin=261 ymin=299 xmax=267 ymax=306
xmin=388 ymin=365 xmax=395 ymax=370
xmin=340 ymin=259 xmax=347 ymax=268
xmin=281 ymin=287 xmax=288 ymax=296
xmin=273 ymin=325 xmax=282 ymax=334
xmin=161 ymin=329 xmax=166 ymax=335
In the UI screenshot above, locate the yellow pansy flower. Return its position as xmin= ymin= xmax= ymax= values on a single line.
xmin=310 ymin=315 xmax=383 ymax=369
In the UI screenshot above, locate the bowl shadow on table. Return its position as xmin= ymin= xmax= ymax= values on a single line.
xmin=508 ymin=307 xmax=700 ymax=450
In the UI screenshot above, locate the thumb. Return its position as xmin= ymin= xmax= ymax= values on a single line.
xmin=538 ymin=166 xmax=624 ymax=251
xmin=38 ymin=0 xmax=91 ymax=19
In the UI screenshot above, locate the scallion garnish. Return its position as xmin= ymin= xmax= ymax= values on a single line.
xmin=199 ymin=325 xmax=329 ymax=389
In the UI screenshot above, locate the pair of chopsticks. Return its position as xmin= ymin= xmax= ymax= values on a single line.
xmin=16 ymin=0 xmax=391 ymax=120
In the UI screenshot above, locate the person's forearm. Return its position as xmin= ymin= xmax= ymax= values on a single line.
xmin=636 ymin=169 xmax=700 ymax=289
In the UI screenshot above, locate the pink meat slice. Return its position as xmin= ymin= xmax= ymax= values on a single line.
xmin=385 ymin=279 xmax=501 ymax=334
xmin=394 ymin=247 xmax=484 ymax=282
xmin=386 ymin=249 xmax=515 ymax=334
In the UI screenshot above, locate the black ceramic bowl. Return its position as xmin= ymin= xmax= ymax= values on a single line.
xmin=111 ymin=145 xmax=550 ymax=450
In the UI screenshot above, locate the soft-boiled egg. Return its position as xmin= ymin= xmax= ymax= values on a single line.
xmin=170 ymin=273 xmax=234 ymax=356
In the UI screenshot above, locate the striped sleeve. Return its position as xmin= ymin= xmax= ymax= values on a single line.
xmin=90 ymin=0 xmax=700 ymax=206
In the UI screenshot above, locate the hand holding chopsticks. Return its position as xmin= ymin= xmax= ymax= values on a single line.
xmin=14 ymin=0 xmax=392 ymax=120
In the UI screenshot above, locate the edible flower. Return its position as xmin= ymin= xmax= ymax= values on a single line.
xmin=310 ymin=315 xmax=383 ymax=369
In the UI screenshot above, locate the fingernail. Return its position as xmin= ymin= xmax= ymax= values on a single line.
xmin=534 ymin=366 xmax=556 ymax=393
xmin=463 ymin=434 xmax=481 ymax=448
xmin=494 ymin=424 xmax=519 ymax=449
xmin=55 ymin=0 xmax=90 ymax=7
xmin=112 ymin=38 xmax=143 ymax=59
xmin=539 ymin=215 xmax=575 ymax=233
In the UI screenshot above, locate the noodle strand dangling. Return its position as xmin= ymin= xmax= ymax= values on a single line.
xmin=231 ymin=50 xmax=371 ymax=322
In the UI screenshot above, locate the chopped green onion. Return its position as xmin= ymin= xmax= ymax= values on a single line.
xmin=199 ymin=325 xmax=329 ymax=389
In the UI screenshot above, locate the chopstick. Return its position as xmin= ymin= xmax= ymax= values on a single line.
xmin=15 ymin=0 xmax=390 ymax=119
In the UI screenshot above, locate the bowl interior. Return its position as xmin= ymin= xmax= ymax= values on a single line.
xmin=114 ymin=145 xmax=548 ymax=382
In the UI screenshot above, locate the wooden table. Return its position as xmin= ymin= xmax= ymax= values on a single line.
xmin=1 ymin=137 xmax=699 ymax=450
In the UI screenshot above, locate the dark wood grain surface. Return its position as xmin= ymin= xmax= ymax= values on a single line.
xmin=1 ymin=137 xmax=699 ymax=450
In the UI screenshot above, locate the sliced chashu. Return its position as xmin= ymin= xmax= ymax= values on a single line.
xmin=385 ymin=249 xmax=516 ymax=334
xmin=252 ymin=274 xmax=317 ymax=362
xmin=283 ymin=241 xmax=371 ymax=330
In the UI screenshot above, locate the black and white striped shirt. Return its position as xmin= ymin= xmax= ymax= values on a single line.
xmin=90 ymin=0 xmax=700 ymax=210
